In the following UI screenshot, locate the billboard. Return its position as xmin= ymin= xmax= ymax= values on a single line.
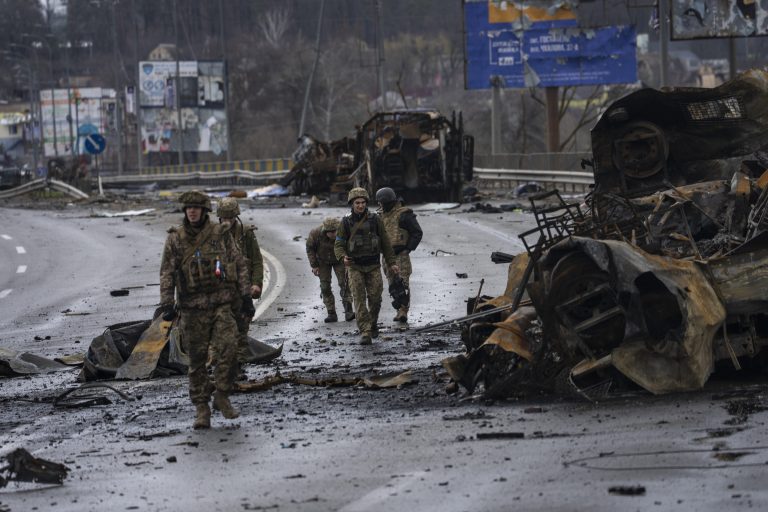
xmin=671 ymin=0 xmax=768 ymax=39
xmin=40 ymin=88 xmax=116 ymax=157
xmin=464 ymin=1 xmax=637 ymax=89
xmin=138 ymin=60 xmax=227 ymax=154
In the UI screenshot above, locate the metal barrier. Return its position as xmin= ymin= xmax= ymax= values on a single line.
xmin=474 ymin=168 xmax=594 ymax=194
xmin=101 ymin=169 xmax=287 ymax=184
xmin=0 ymin=178 xmax=89 ymax=200
xmin=139 ymin=158 xmax=293 ymax=176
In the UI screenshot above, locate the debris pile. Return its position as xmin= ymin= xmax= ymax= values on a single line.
xmin=281 ymin=110 xmax=473 ymax=202
xmin=446 ymin=69 xmax=768 ymax=398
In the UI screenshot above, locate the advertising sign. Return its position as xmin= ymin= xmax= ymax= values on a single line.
xmin=139 ymin=61 xmax=197 ymax=107
xmin=464 ymin=1 xmax=637 ymax=89
xmin=671 ymin=0 xmax=768 ymax=39
xmin=137 ymin=61 xmax=228 ymax=154
xmin=40 ymin=88 xmax=115 ymax=157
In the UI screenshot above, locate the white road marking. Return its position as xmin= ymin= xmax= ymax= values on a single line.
xmin=1 ymin=234 xmax=11 ymax=240
xmin=15 ymin=246 xmax=26 ymax=254
xmin=0 ymin=289 xmax=12 ymax=299
xmin=17 ymin=265 xmax=27 ymax=274
xmin=339 ymin=471 xmax=428 ymax=512
xmin=252 ymin=249 xmax=286 ymax=321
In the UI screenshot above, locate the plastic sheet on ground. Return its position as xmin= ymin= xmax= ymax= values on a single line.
xmin=0 ymin=347 xmax=75 ymax=377
xmin=247 ymin=184 xmax=290 ymax=198
xmin=91 ymin=208 xmax=156 ymax=217
xmin=80 ymin=318 xmax=282 ymax=381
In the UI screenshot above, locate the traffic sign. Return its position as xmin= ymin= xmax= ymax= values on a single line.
xmin=84 ymin=133 xmax=106 ymax=155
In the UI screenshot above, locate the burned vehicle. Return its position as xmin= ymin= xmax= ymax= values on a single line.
xmin=281 ymin=110 xmax=474 ymax=202
xmin=444 ymin=69 xmax=768 ymax=398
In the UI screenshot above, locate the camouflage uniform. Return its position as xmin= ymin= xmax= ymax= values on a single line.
xmin=160 ymin=191 xmax=251 ymax=428
xmin=230 ymin=222 xmax=263 ymax=362
xmin=380 ymin=201 xmax=423 ymax=321
xmin=306 ymin=219 xmax=353 ymax=321
xmin=334 ymin=189 xmax=397 ymax=343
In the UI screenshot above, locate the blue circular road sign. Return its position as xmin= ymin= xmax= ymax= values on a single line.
xmin=84 ymin=133 xmax=107 ymax=155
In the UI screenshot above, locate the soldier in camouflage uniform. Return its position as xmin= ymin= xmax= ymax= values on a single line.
xmin=376 ymin=187 xmax=423 ymax=323
xmin=334 ymin=187 xmax=399 ymax=345
xmin=306 ymin=217 xmax=354 ymax=323
xmin=159 ymin=190 xmax=255 ymax=429
xmin=217 ymin=197 xmax=264 ymax=364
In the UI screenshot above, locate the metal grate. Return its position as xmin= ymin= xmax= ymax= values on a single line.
xmin=685 ymin=97 xmax=743 ymax=121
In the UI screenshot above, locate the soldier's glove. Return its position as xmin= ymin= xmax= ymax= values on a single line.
xmin=161 ymin=304 xmax=177 ymax=321
xmin=241 ymin=295 xmax=256 ymax=318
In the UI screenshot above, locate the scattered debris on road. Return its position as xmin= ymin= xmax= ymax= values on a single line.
xmin=0 ymin=448 xmax=69 ymax=487
xmin=53 ymin=382 xmax=136 ymax=408
xmin=235 ymin=370 xmax=416 ymax=393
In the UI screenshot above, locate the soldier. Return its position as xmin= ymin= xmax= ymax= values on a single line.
xmin=159 ymin=190 xmax=254 ymax=430
xmin=334 ymin=187 xmax=399 ymax=345
xmin=216 ymin=197 xmax=264 ymax=364
xmin=306 ymin=217 xmax=354 ymax=323
xmin=376 ymin=187 xmax=423 ymax=323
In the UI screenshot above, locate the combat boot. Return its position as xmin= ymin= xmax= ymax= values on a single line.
xmin=193 ymin=403 xmax=211 ymax=430
xmin=212 ymin=391 xmax=240 ymax=419
xmin=394 ymin=307 xmax=408 ymax=323
xmin=360 ymin=333 xmax=372 ymax=345
xmin=343 ymin=302 xmax=355 ymax=321
xmin=370 ymin=317 xmax=380 ymax=338
xmin=324 ymin=310 xmax=338 ymax=323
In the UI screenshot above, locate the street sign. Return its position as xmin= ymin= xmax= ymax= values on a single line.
xmin=83 ymin=133 xmax=106 ymax=155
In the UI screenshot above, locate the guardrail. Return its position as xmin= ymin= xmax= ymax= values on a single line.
xmin=101 ymin=169 xmax=288 ymax=185
xmin=139 ymin=158 xmax=292 ymax=176
xmin=473 ymin=168 xmax=594 ymax=194
xmin=0 ymin=178 xmax=89 ymax=200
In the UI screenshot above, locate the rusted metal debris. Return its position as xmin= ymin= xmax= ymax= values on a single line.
xmin=234 ymin=371 xmax=416 ymax=393
xmin=281 ymin=110 xmax=473 ymax=202
xmin=446 ymin=69 xmax=768 ymax=398
xmin=0 ymin=448 xmax=69 ymax=488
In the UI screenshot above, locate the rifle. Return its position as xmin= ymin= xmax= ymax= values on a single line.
xmin=413 ymin=300 xmax=531 ymax=333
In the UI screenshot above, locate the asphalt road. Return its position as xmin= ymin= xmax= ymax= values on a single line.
xmin=1 ymin=200 xmax=767 ymax=512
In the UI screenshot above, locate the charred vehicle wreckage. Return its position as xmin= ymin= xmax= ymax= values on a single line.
xmin=443 ymin=69 xmax=768 ymax=399
xmin=281 ymin=109 xmax=474 ymax=202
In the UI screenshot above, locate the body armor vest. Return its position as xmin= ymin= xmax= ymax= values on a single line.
xmin=382 ymin=205 xmax=411 ymax=248
xmin=344 ymin=214 xmax=380 ymax=260
xmin=177 ymin=224 xmax=238 ymax=295
xmin=316 ymin=232 xmax=338 ymax=264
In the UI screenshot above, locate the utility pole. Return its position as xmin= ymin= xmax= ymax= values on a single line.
xmin=218 ymin=0 xmax=232 ymax=162
xmin=490 ymin=76 xmax=502 ymax=155
xmin=298 ymin=0 xmax=326 ymax=138
xmin=172 ymin=0 xmax=184 ymax=166
xmin=374 ymin=0 xmax=387 ymax=111
xmin=659 ymin=0 xmax=669 ymax=87
xmin=545 ymin=86 xmax=559 ymax=152
xmin=132 ymin=0 xmax=142 ymax=173
xmin=64 ymin=42 xmax=75 ymax=157
xmin=110 ymin=1 xmax=124 ymax=175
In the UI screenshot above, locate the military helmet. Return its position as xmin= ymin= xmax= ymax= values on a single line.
xmin=348 ymin=187 xmax=370 ymax=204
xmin=322 ymin=217 xmax=340 ymax=232
xmin=375 ymin=187 xmax=397 ymax=204
xmin=217 ymin=197 xmax=241 ymax=218
xmin=179 ymin=190 xmax=211 ymax=211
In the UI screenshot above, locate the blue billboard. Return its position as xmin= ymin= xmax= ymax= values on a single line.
xmin=464 ymin=1 xmax=637 ymax=89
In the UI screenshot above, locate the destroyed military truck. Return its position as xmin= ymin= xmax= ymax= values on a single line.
xmin=444 ymin=69 xmax=768 ymax=399
xmin=281 ymin=109 xmax=474 ymax=202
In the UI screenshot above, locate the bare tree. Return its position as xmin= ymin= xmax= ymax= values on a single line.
xmin=258 ymin=8 xmax=291 ymax=49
